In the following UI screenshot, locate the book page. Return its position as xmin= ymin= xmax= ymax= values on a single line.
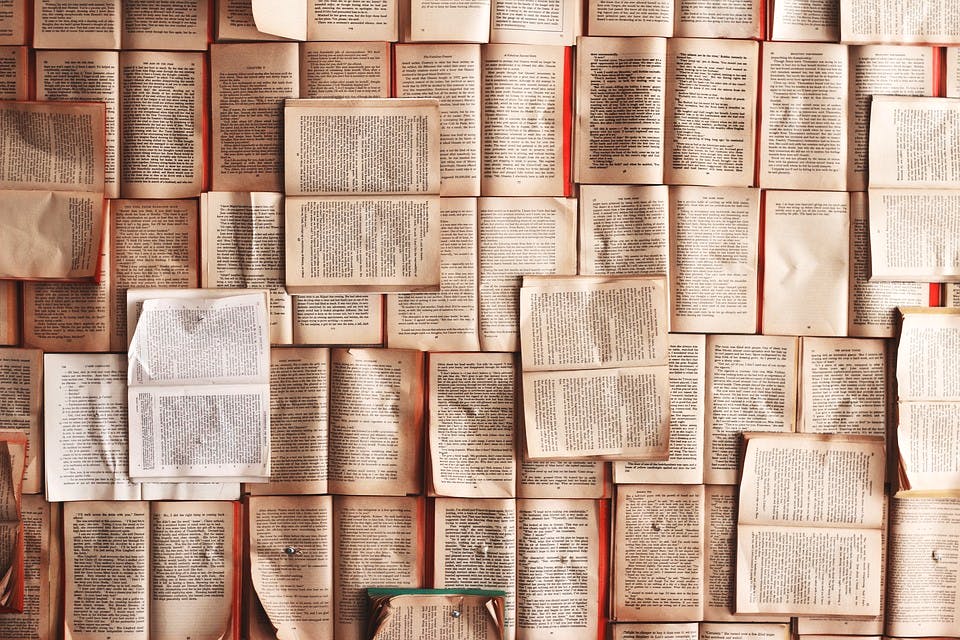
xmin=762 ymin=190 xmax=849 ymax=337
xmin=0 ymin=0 xmax=26 ymax=45
xmin=840 ymin=0 xmax=960 ymax=44
xmin=898 ymin=402 xmax=960 ymax=492
xmin=489 ymin=0 xmax=578 ymax=44
xmin=43 ymin=353 xmax=140 ymax=502
xmin=0 ymin=496 xmax=48 ymax=638
xmin=610 ymin=623 xmax=699 ymax=640
xmin=217 ymin=0 xmax=286 ymax=40
xmin=0 ymin=283 xmax=16 ymax=346
xmin=664 ymin=38 xmax=757 ymax=187
xmin=120 ymin=0 xmax=208 ymax=50
xmin=369 ymin=591 xmax=503 ymax=640
xmin=433 ymin=498 xmax=517 ymax=639
xmin=35 ymin=49 xmax=120 ymax=198
xmin=574 ymin=36 xmax=666 ymax=185
xmin=201 ymin=191 xmax=291 ymax=344
xmin=0 ymin=349 xmax=41 ymax=495
xmin=284 ymin=98 xmax=440 ymax=196
xmin=119 ymin=50 xmax=204 ymax=198
xmin=587 ymin=0 xmax=673 ymax=36
xmin=33 ymin=0 xmax=120 ymax=49
xmin=897 ymin=311 xmax=960 ymax=401
xmin=770 ymin=0 xmax=839 ymax=40
xmin=63 ymin=501 xmax=149 ymax=640
xmin=110 ymin=199 xmax=199 ymax=352
xmin=800 ymin=337 xmax=887 ymax=436
xmin=149 ymin=501 xmax=237 ymax=640
xmin=386 ymin=197 xmax=480 ymax=351
xmin=249 ymin=347 xmax=329 ymax=496
xmin=516 ymin=498 xmax=600 ymax=640
xmin=885 ymin=496 xmax=960 ymax=637
xmin=249 ymin=495 xmax=333 ymax=640
xmin=869 ymin=96 xmax=960 ymax=188
xmin=395 ymin=44 xmax=481 ymax=196
xmin=211 ymin=43 xmax=299 ymax=192
xmin=675 ymin=0 xmax=762 ymax=38
xmin=284 ymin=195 xmax=441 ymax=293
xmin=480 ymin=44 xmax=569 ymax=196
xmin=846 ymin=45 xmax=934 ymax=192
xmin=704 ymin=334 xmax=798 ymax=485
xmin=300 ymin=41 xmax=390 ymax=99
xmin=328 ymin=348 xmax=423 ymax=496
xmin=250 ymin=0 xmax=305 ymax=39
xmin=612 ymin=484 xmax=704 ymax=621
xmin=578 ymin=185 xmax=668 ymax=276
xmin=759 ymin=42 xmax=848 ymax=190
xmin=333 ymin=495 xmax=421 ymax=640
xmin=670 ymin=186 xmax=760 ymax=334
xmin=478 ymin=196 xmax=577 ymax=351
xmin=950 ymin=47 xmax=960 ymax=97
xmin=408 ymin=0 xmax=489 ymax=42
xmin=292 ymin=294 xmax=384 ymax=346
xmin=517 ymin=459 xmax=607 ymax=498
xmin=305 ymin=0 xmax=397 ymax=41
xmin=614 ymin=333 xmax=705 ymax=485
xmin=701 ymin=623 xmax=791 ymax=640
xmin=868 ymin=188 xmax=960 ymax=281
xmin=847 ymin=193 xmax=929 ymax=337
xmin=428 ymin=352 xmax=516 ymax=498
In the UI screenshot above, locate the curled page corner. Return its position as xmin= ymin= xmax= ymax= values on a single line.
xmin=251 ymin=0 xmax=308 ymax=41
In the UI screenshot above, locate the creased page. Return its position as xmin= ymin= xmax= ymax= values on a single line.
xmin=669 ymin=186 xmax=760 ymax=334
xmin=574 ymin=37 xmax=666 ymax=186
xmin=770 ymin=0 xmax=838 ymax=40
xmin=251 ymin=0 xmax=306 ymax=40
xmin=428 ymin=352 xmax=515 ymax=498
xmin=300 ymin=42 xmax=390 ymax=99
xmin=516 ymin=499 xmax=599 ymax=640
xmin=664 ymin=38 xmax=757 ymax=187
xmin=675 ymin=0 xmax=762 ymax=38
xmin=762 ymin=190 xmax=849 ymax=337
xmin=367 ymin=591 xmax=503 ymax=640
xmin=328 ymin=348 xmax=423 ymax=496
xmin=612 ymin=484 xmax=704 ymax=622
xmin=0 ymin=349 xmax=41 ymax=495
xmin=578 ymin=185 xmax=668 ymax=276
xmin=250 ymin=495 xmax=333 ymax=640
xmin=150 ymin=501 xmax=237 ymax=640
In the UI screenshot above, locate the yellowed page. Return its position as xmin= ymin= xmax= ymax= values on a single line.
xmin=574 ymin=36 xmax=666 ymax=185
xmin=201 ymin=192 xmax=291 ymax=344
xmin=0 ymin=349 xmax=41 ymax=495
xmin=847 ymin=45 xmax=934 ymax=191
xmin=434 ymin=498 xmax=516 ymax=640
xmin=840 ymin=0 xmax=960 ymax=44
xmin=489 ymin=0 xmax=578 ymax=44
xmin=22 ymin=214 xmax=109 ymax=349
xmin=759 ymin=42 xmax=848 ymax=191
xmin=847 ymin=193 xmax=929 ymax=337
xmin=587 ymin=0 xmax=673 ymax=36
xmin=611 ymin=623 xmax=698 ymax=639
xmin=63 ymin=501 xmax=148 ymax=640
xmin=665 ymin=38 xmax=757 ymax=187
xmin=950 ymin=47 xmax=960 ymax=97
xmin=249 ymin=495 xmax=333 ymax=640
xmin=0 ymin=0 xmax=26 ymax=45
xmin=217 ymin=0 xmax=287 ymax=40
xmin=284 ymin=195 xmax=441 ymax=293
xmin=150 ymin=501 xmax=236 ymax=640
xmin=120 ymin=0 xmax=208 ymax=50
xmin=898 ymin=402 xmax=960 ymax=492
xmin=211 ymin=43 xmax=298 ymax=193
xmin=578 ymin=185 xmax=668 ymax=276
xmin=704 ymin=334 xmax=798 ymax=485
xmin=109 ymin=199 xmax=198 ymax=351
xmin=119 ymin=51 xmax=204 ymax=198
xmin=517 ymin=459 xmax=607 ymax=498
xmin=0 ymin=46 xmax=27 ymax=99
xmin=516 ymin=499 xmax=599 ymax=640
xmin=480 ymin=44 xmax=567 ymax=196
xmin=333 ymin=495 xmax=421 ymax=640
xmin=762 ymin=190 xmax=849 ymax=337
xmin=395 ymin=44 xmax=481 ymax=196
xmin=306 ymin=0 xmax=397 ymax=41
xmin=428 ymin=352 xmax=516 ymax=498
xmin=370 ymin=593 xmax=502 ymax=640
xmin=33 ymin=0 xmax=121 ymax=49
xmin=299 ymin=41 xmax=390 ymax=98
xmin=614 ymin=333 xmax=704 ymax=485
xmin=292 ymin=294 xmax=384 ymax=346
xmin=669 ymin=186 xmax=760 ymax=334
xmin=478 ymin=196 xmax=577 ymax=351
xmin=0 ymin=496 xmax=48 ymax=638
xmin=0 ymin=283 xmax=16 ymax=347
xmin=386 ymin=197 xmax=479 ymax=351
xmin=251 ymin=0 xmax=306 ymax=39
xmin=869 ymin=96 xmax=960 ymax=189
xmin=700 ymin=623 xmax=791 ymax=640
xmin=675 ymin=0 xmax=762 ymax=38
xmin=612 ymin=484 xmax=704 ymax=622
xmin=897 ymin=311 xmax=960 ymax=401
xmin=885 ymin=496 xmax=960 ymax=637
xmin=249 ymin=347 xmax=329 ymax=496
xmin=408 ymin=0 xmax=489 ymax=42
xmin=328 ymin=348 xmax=422 ymax=496
xmin=770 ymin=0 xmax=838 ymax=40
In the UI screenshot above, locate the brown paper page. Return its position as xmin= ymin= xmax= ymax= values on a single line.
xmin=0 ymin=0 xmax=26 ymax=45
xmin=664 ymin=38 xmax=757 ymax=187
xmin=120 ymin=0 xmax=208 ymax=50
xmin=428 ymin=352 xmax=516 ymax=498
xmin=578 ymin=185 xmax=668 ymax=276
xmin=33 ymin=0 xmax=121 ymax=49
xmin=0 ymin=46 xmax=27 ymax=99
xmin=0 ymin=349 xmax=41 ymax=495
xmin=574 ymin=36 xmax=666 ymax=185
xmin=300 ymin=42 xmax=390 ymax=99
xmin=328 ymin=348 xmax=422 ymax=496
